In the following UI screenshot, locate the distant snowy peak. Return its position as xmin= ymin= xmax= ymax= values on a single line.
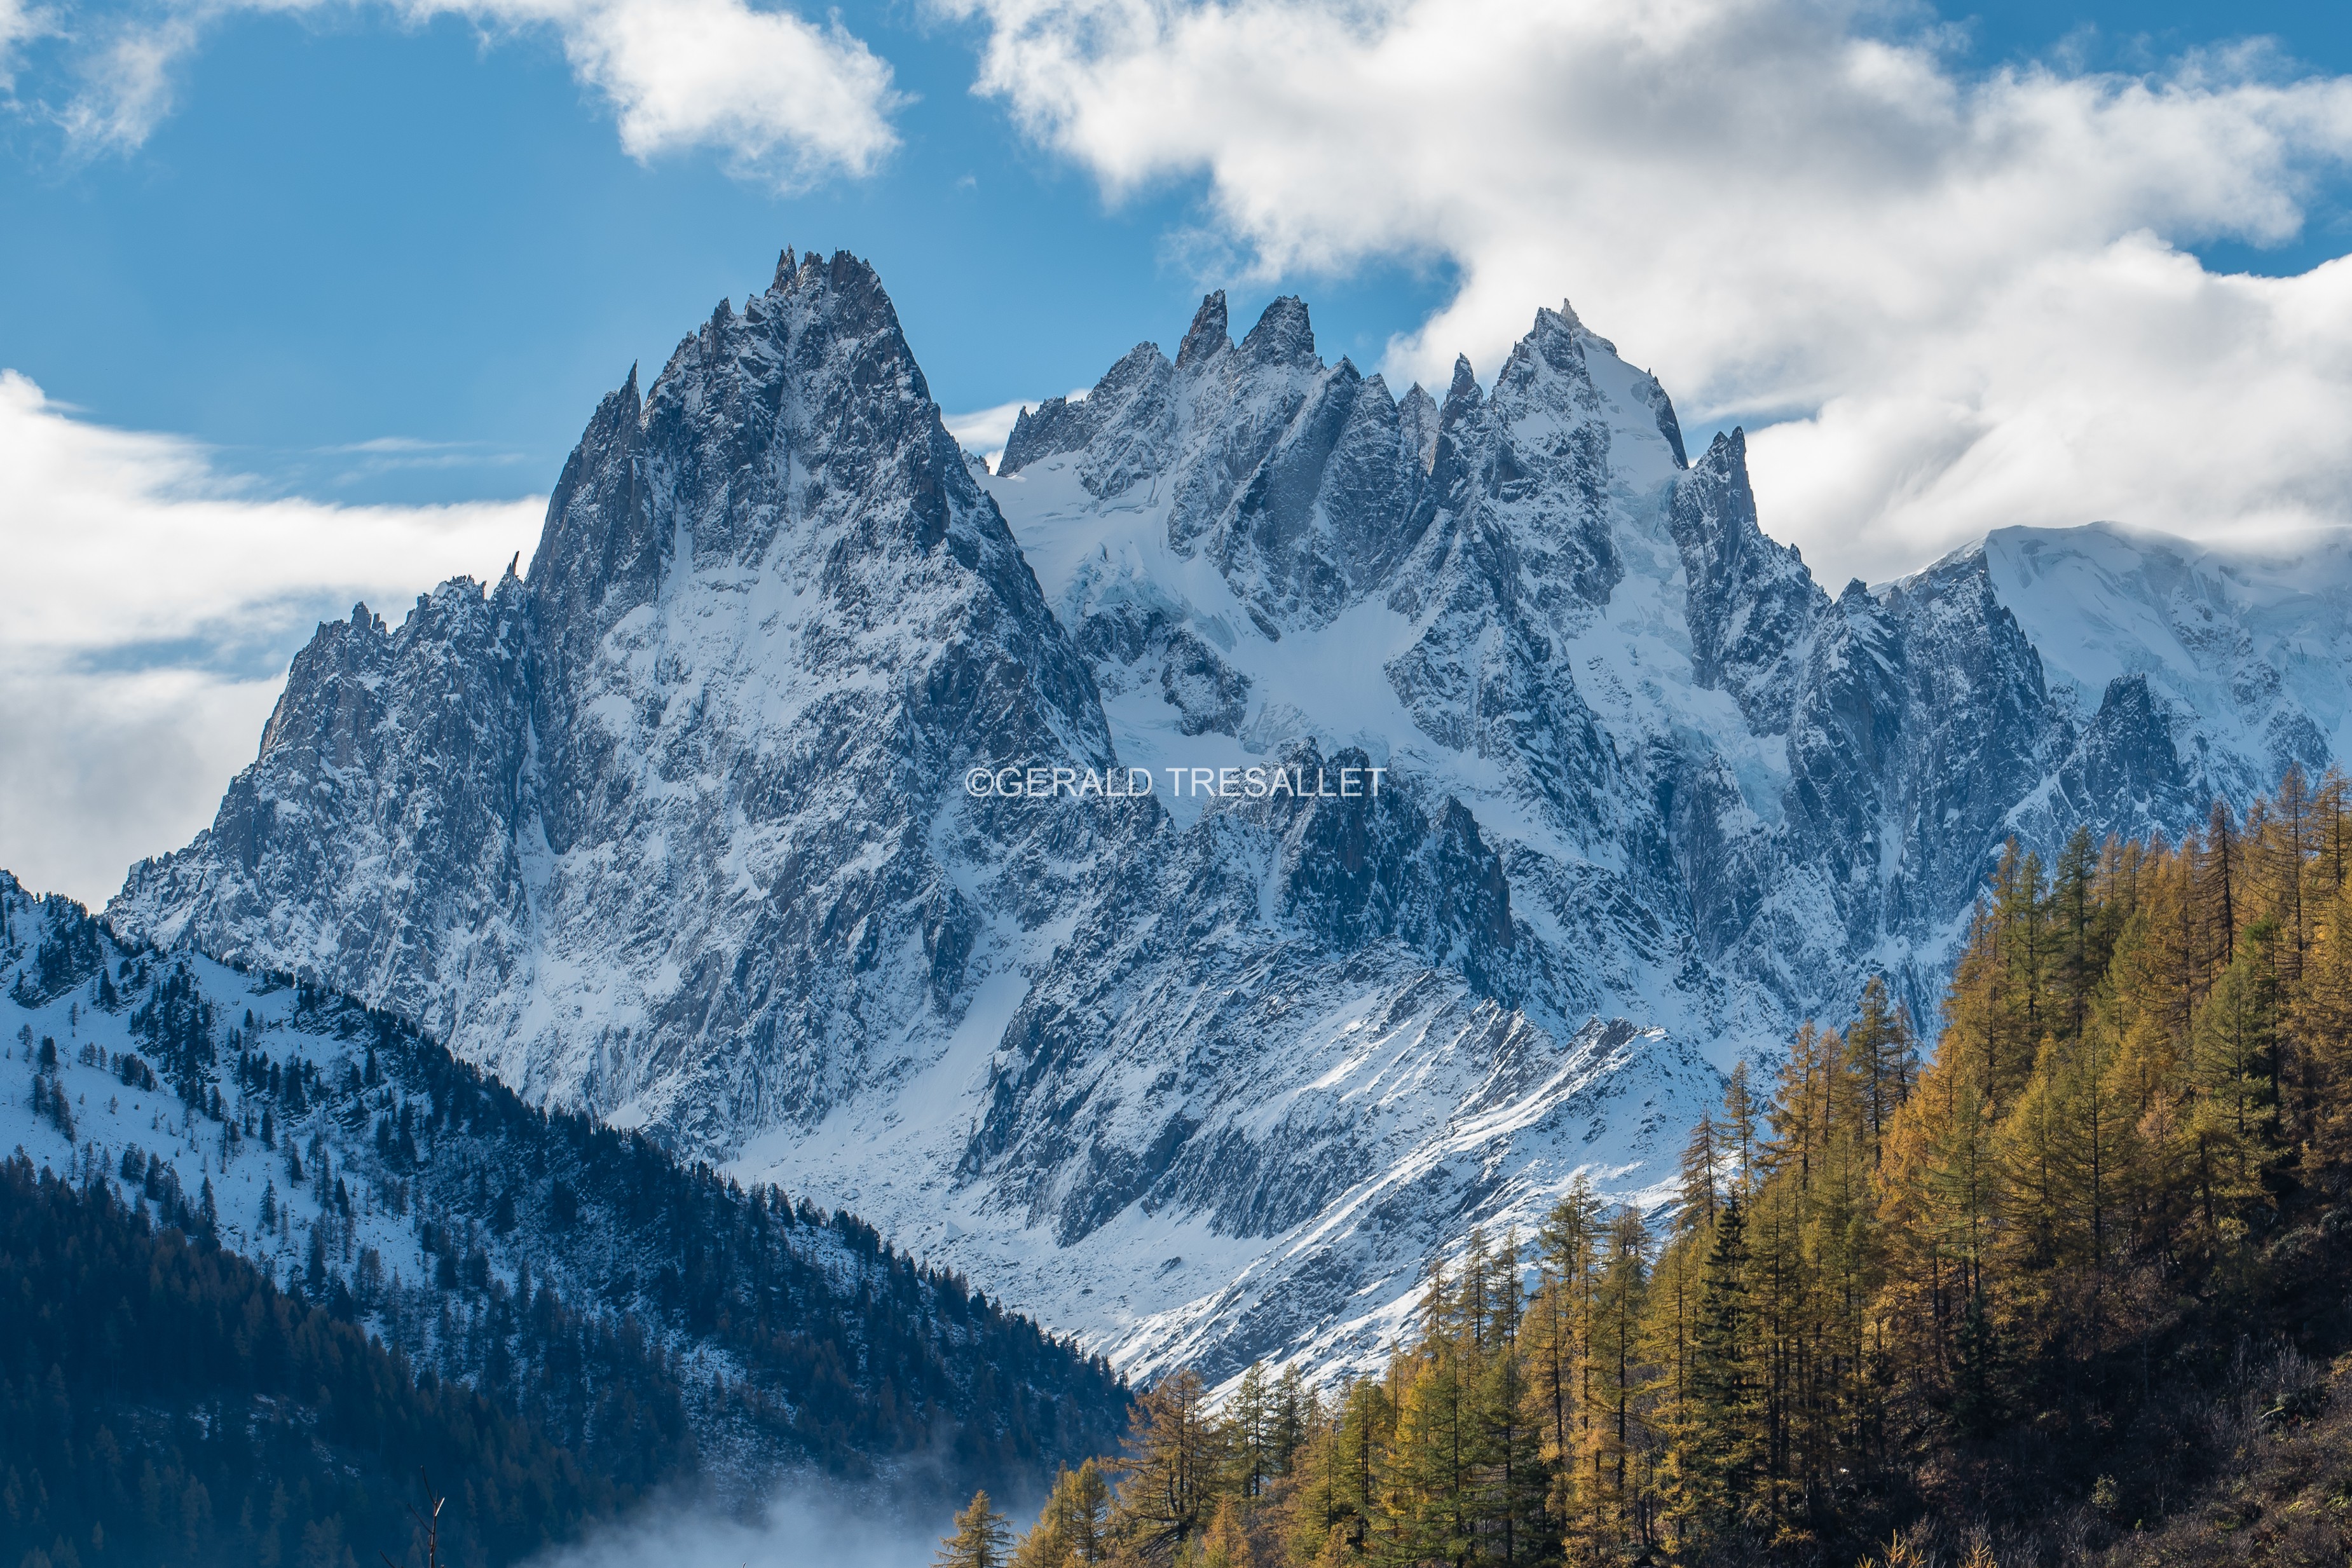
xmin=1976 ymin=522 xmax=2352 ymax=770
xmin=1925 ymin=521 xmax=2352 ymax=850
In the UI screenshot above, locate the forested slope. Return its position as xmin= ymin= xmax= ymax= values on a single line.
xmin=1 ymin=869 xmax=1131 ymax=1511
xmin=1006 ymin=767 xmax=2352 ymax=1567
xmin=0 ymin=1156 xmax=621 ymax=1568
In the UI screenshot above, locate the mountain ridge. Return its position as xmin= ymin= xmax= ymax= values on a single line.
xmin=104 ymin=250 xmax=2352 ymax=1389
xmin=3 ymin=868 xmax=1131 ymax=1504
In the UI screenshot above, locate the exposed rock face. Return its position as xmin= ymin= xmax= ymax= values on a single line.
xmin=120 ymin=250 xmax=1124 ymax=1143
xmin=112 ymin=255 xmax=2352 ymax=1387
xmin=1668 ymin=429 xmax=1822 ymax=733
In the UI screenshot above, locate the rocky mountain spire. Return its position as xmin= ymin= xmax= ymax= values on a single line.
xmin=1238 ymin=295 xmax=1315 ymax=367
xmin=1398 ymin=383 xmax=1440 ymax=474
xmin=119 ymin=247 xmax=1120 ymax=1142
xmin=1177 ymin=290 xmax=1229 ymax=371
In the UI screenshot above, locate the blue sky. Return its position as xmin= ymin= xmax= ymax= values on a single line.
xmin=8 ymin=0 xmax=2352 ymax=903
xmin=3 ymin=0 xmax=2348 ymax=508
xmin=1 ymin=0 xmax=1455 ymax=504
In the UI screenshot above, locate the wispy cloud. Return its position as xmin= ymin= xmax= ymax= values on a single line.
xmin=325 ymin=435 xmax=479 ymax=454
xmin=48 ymin=0 xmax=901 ymax=186
xmin=55 ymin=9 xmax=202 ymax=151
xmin=0 ymin=0 xmax=53 ymax=86
xmin=0 ymin=369 xmax=544 ymax=905
xmin=313 ymin=436 xmax=533 ymax=484
xmin=953 ymin=0 xmax=2352 ymax=583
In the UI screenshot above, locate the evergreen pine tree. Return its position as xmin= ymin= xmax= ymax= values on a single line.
xmin=1015 ymin=1462 xmax=1110 ymax=1568
xmin=1701 ymin=1071 xmax=1746 ymax=1209
xmin=1196 ymin=1496 xmax=1255 ymax=1568
xmin=1683 ymin=1194 xmax=1758 ymax=1531
xmin=1845 ymin=976 xmax=1918 ymax=1162
xmin=1230 ymin=1362 xmax=1276 ymax=1501
xmin=2186 ymin=939 xmax=2281 ymax=1236
xmin=2202 ymin=801 xmax=2239 ymax=972
xmin=1676 ymin=1111 xmax=1721 ymax=1234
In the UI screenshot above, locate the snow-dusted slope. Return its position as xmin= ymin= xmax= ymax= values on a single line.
xmin=1974 ymin=522 xmax=2352 ymax=836
xmin=3 ymin=871 xmax=1126 ymax=1491
xmin=741 ymin=746 xmax=1723 ymax=1386
xmin=105 ymin=257 xmax=2351 ymax=1391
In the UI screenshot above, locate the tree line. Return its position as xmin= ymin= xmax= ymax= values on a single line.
xmin=986 ymin=768 xmax=2352 ymax=1566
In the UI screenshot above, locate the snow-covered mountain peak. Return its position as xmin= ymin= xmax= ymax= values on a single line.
xmin=1443 ymin=353 xmax=1480 ymax=407
xmin=1177 ymin=289 xmax=1230 ymax=370
xmin=108 ymin=254 xmax=2352 ymax=1392
xmin=121 ymin=245 xmax=1125 ymax=1138
xmin=1486 ymin=301 xmax=1689 ymax=488
xmin=1236 ymin=294 xmax=1317 ymax=368
xmin=1972 ymin=521 xmax=2352 ymax=802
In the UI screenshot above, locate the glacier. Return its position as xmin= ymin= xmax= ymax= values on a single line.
xmin=99 ymin=249 xmax=2352 ymax=1389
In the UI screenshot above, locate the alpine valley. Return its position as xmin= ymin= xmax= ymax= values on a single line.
xmin=60 ymin=247 xmax=2352 ymax=1409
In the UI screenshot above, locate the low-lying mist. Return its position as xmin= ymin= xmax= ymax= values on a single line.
xmin=524 ymin=1483 xmax=971 ymax=1568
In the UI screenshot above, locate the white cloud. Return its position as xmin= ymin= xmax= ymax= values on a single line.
xmin=0 ymin=369 xmax=544 ymax=906
xmin=0 ymin=0 xmax=50 ymax=85
xmin=944 ymin=397 xmax=1029 ymax=468
xmin=55 ymin=11 xmax=200 ymax=150
xmin=58 ymin=0 xmax=899 ymax=183
xmin=955 ymin=0 xmax=2352 ymax=583
xmin=437 ymin=0 xmax=901 ymax=182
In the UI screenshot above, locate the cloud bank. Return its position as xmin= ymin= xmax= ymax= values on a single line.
xmin=955 ymin=0 xmax=2352 ymax=583
xmin=0 ymin=370 xmax=543 ymax=906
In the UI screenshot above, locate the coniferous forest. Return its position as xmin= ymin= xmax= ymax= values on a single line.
xmin=995 ymin=768 xmax=2352 ymax=1568
xmin=1 ymin=874 xmax=1135 ymax=1566
xmin=0 ymin=1154 xmax=620 ymax=1568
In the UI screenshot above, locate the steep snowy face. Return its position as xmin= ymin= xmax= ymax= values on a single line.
xmin=502 ymin=249 xmax=1128 ymax=1138
xmin=905 ymin=744 xmax=1725 ymax=1387
xmin=118 ymin=249 xmax=1124 ymax=1141
xmin=966 ymin=745 xmax=1533 ymax=1248
xmin=1978 ymin=524 xmax=2352 ymax=832
xmin=991 ymin=296 xmax=1769 ymax=1044
xmin=117 ymin=580 xmax=535 ymax=1031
